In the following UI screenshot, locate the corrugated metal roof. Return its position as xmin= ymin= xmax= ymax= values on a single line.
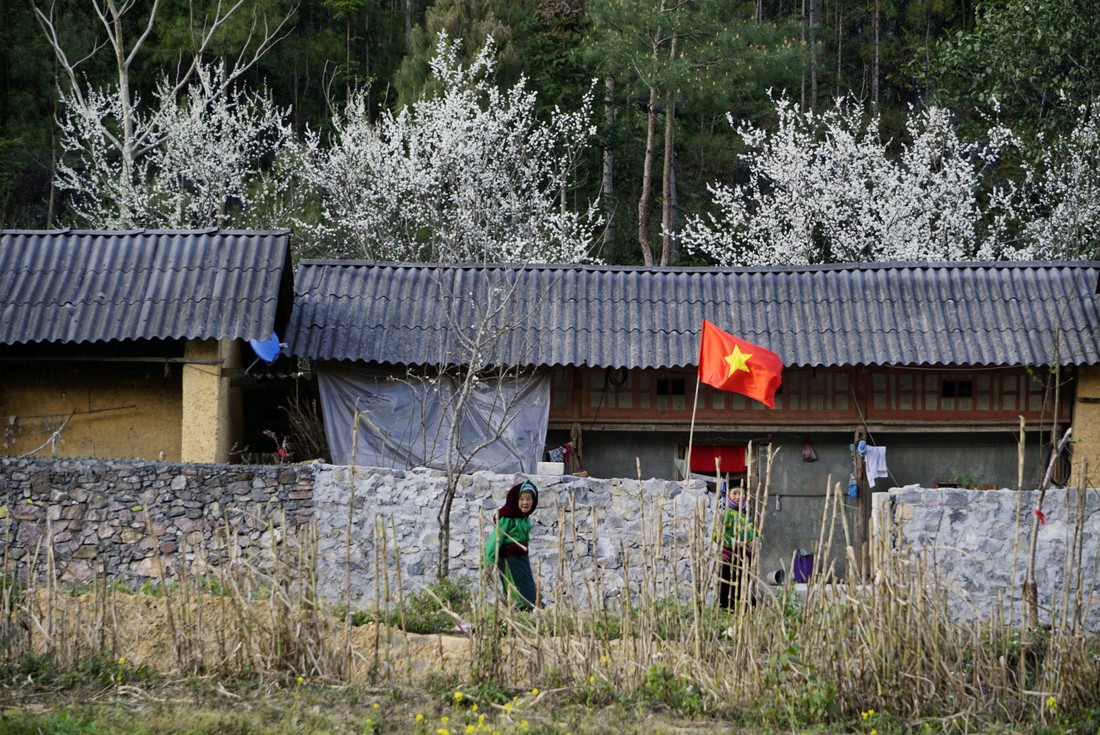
xmin=285 ymin=260 xmax=1100 ymax=369
xmin=0 ymin=229 xmax=293 ymax=345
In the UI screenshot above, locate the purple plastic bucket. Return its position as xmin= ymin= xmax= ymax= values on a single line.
xmin=793 ymin=550 xmax=814 ymax=583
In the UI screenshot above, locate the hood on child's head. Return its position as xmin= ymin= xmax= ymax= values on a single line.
xmin=722 ymin=486 xmax=748 ymax=512
xmin=498 ymin=479 xmax=539 ymax=518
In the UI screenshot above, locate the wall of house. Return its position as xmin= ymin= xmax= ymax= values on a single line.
xmin=872 ymin=485 xmax=1100 ymax=631
xmin=1072 ymin=365 xmax=1100 ymax=486
xmin=557 ymin=429 xmax=1053 ymax=581
xmin=0 ymin=361 xmax=183 ymax=461
xmin=2 ymin=457 xmax=1096 ymax=630
xmin=181 ymin=339 xmax=242 ymax=463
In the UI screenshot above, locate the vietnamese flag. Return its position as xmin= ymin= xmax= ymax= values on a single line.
xmin=697 ymin=320 xmax=783 ymax=408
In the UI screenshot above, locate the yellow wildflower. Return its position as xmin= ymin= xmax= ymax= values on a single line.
xmin=530 ymin=688 xmax=539 ymax=696
xmin=1046 ymin=696 xmax=1057 ymax=709
xmin=440 ymin=716 xmax=449 ymax=723
xmin=416 ymin=713 xmax=425 ymax=723
xmin=437 ymin=729 xmax=450 ymax=735
xmin=372 ymin=703 xmax=380 ymax=710
xmin=454 ymin=691 xmax=464 ymax=703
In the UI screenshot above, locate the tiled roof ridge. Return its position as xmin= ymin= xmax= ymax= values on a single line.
xmin=1 ymin=228 xmax=292 ymax=235
xmin=296 ymin=258 xmax=1100 ymax=274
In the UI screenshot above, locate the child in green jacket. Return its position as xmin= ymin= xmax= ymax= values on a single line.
xmin=484 ymin=480 xmax=539 ymax=610
xmin=715 ymin=483 xmax=759 ymax=609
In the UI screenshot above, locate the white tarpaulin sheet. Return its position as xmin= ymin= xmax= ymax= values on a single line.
xmin=316 ymin=362 xmax=550 ymax=473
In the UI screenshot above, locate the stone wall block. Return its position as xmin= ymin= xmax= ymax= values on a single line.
xmin=30 ymin=473 xmax=49 ymax=497
xmin=227 ymin=481 xmax=250 ymax=495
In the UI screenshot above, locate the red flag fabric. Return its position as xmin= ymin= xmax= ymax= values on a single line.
xmin=697 ymin=320 xmax=783 ymax=408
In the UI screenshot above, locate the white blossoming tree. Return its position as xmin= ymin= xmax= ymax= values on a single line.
xmin=36 ymin=0 xmax=292 ymax=228
xmin=55 ymin=63 xmax=293 ymax=228
xmin=1007 ymin=98 xmax=1100 ymax=261
xmin=682 ymin=96 xmax=1024 ymax=266
xmin=295 ymin=34 xmax=602 ymax=264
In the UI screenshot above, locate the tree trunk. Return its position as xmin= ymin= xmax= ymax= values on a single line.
xmin=809 ymin=0 xmax=820 ymax=113
xmin=345 ymin=15 xmax=352 ymax=95
xmin=602 ymin=76 xmax=616 ymax=260
xmin=47 ymin=96 xmax=58 ymax=227
xmin=364 ymin=9 xmax=372 ymax=115
xmin=836 ymin=6 xmax=843 ymax=98
xmin=660 ymin=87 xmax=676 ymax=267
xmin=1025 ymin=426 xmax=1071 ymax=629
xmin=109 ymin=2 xmax=137 ymax=225
xmin=437 ymin=476 xmax=457 ymax=579
xmin=800 ymin=0 xmax=806 ymax=109
xmin=872 ymin=0 xmax=880 ymax=110
xmin=638 ymin=85 xmax=658 ymax=267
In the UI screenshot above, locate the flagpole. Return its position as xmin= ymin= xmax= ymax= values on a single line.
xmin=684 ymin=373 xmax=702 ymax=488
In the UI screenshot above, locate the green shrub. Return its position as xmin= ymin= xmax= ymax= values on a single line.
xmin=640 ymin=664 xmax=703 ymax=718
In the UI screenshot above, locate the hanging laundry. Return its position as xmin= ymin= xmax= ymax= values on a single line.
xmin=548 ymin=442 xmax=572 ymax=464
xmin=860 ymin=444 xmax=890 ymax=488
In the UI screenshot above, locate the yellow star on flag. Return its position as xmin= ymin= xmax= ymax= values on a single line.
xmin=724 ymin=345 xmax=753 ymax=377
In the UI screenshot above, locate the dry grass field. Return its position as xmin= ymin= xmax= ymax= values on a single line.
xmin=2 ymin=474 xmax=1099 ymax=734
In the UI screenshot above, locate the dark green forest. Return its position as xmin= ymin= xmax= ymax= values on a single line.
xmin=3 ymin=0 xmax=1099 ymax=265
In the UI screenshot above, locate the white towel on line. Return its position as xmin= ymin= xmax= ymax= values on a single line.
xmin=863 ymin=445 xmax=889 ymax=488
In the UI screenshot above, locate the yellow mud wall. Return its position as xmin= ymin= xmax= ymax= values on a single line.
xmin=0 ymin=362 xmax=182 ymax=460
xmin=180 ymin=339 xmax=241 ymax=463
xmin=1071 ymin=365 xmax=1100 ymax=486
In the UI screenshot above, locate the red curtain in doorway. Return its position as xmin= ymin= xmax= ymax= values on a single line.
xmin=689 ymin=445 xmax=746 ymax=474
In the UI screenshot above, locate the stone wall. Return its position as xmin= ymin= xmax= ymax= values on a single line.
xmin=310 ymin=465 xmax=710 ymax=609
xmin=0 ymin=458 xmax=710 ymax=609
xmin=872 ymin=485 xmax=1100 ymax=631
xmin=4 ymin=457 xmax=1097 ymax=631
xmin=0 ymin=457 xmax=313 ymax=585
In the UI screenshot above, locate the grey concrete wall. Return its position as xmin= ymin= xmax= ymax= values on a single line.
xmin=872 ymin=485 xmax=1100 ymax=631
